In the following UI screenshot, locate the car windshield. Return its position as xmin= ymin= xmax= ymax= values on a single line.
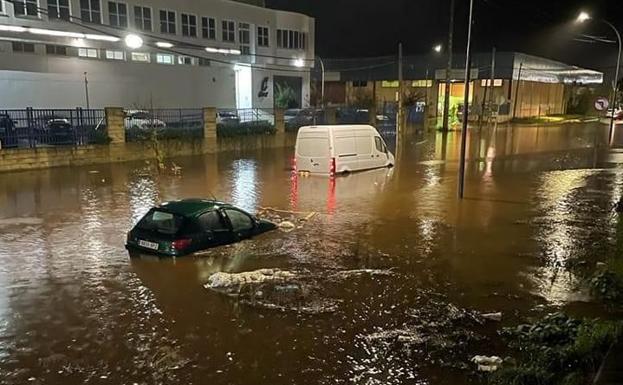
xmin=285 ymin=110 xmax=299 ymax=116
xmin=219 ymin=112 xmax=237 ymax=118
xmin=137 ymin=210 xmax=184 ymax=235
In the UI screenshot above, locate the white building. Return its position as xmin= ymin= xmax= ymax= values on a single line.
xmin=0 ymin=0 xmax=315 ymax=109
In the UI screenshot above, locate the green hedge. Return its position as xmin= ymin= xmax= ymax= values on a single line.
xmin=217 ymin=121 xmax=275 ymax=137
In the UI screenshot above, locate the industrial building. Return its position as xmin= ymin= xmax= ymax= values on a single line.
xmin=0 ymin=0 xmax=314 ymax=109
xmin=320 ymin=52 xmax=604 ymax=122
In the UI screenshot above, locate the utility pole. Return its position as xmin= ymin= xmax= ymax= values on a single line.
xmin=442 ymin=0 xmax=455 ymax=132
xmin=488 ymin=46 xmax=496 ymax=122
xmin=457 ymin=0 xmax=474 ymax=199
xmin=84 ymin=72 xmax=90 ymax=109
xmin=398 ymin=42 xmax=404 ymax=135
xmin=512 ymin=62 xmax=523 ymax=120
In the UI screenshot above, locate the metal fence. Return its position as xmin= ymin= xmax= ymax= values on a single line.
xmin=217 ymin=108 xmax=276 ymax=137
xmin=124 ymin=108 xmax=204 ymax=142
xmin=0 ymin=108 xmax=107 ymax=149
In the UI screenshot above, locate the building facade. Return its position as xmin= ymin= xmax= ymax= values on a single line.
xmin=0 ymin=0 xmax=314 ymax=109
xmin=320 ymin=52 xmax=603 ymax=121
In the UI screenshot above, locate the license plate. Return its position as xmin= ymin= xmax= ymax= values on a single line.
xmin=138 ymin=240 xmax=159 ymax=250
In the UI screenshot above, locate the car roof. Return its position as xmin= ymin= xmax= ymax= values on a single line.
xmin=156 ymin=198 xmax=232 ymax=217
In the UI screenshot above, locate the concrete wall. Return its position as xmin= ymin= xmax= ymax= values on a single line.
xmin=0 ymin=50 xmax=236 ymax=109
xmin=0 ymin=134 xmax=295 ymax=173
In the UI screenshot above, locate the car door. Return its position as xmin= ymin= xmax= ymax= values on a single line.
xmin=198 ymin=210 xmax=237 ymax=247
xmin=355 ymin=133 xmax=375 ymax=170
xmin=223 ymin=208 xmax=255 ymax=240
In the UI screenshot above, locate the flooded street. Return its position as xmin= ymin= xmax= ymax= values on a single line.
xmin=1 ymin=123 xmax=623 ymax=385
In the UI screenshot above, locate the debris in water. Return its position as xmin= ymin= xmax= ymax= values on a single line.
xmin=471 ymin=355 xmax=503 ymax=372
xmin=205 ymin=269 xmax=299 ymax=293
xmin=278 ymin=221 xmax=296 ymax=232
xmin=481 ymin=312 xmax=503 ymax=322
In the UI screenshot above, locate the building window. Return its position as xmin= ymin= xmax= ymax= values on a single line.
xmin=134 ymin=6 xmax=151 ymax=31
xmin=80 ymin=0 xmax=100 ymax=23
xmin=105 ymin=50 xmax=124 ymax=60
xmin=277 ymin=29 xmax=306 ymax=50
xmin=159 ymin=10 xmax=175 ymax=34
xmin=48 ymin=0 xmax=70 ymax=20
xmin=46 ymin=44 xmax=67 ymax=55
xmin=131 ymin=52 xmax=150 ymax=62
xmin=156 ymin=53 xmax=174 ymax=64
xmin=12 ymin=41 xmax=35 ymax=53
xmin=181 ymin=13 xmax=197 ymax=37
xmin=381 ymin=80 xmax=399 ymax=88
xmin=108 ymin=1 xmax=127 ymax=27
xmin=78 ymin=47 xmax=98 ymax=58
xmin=239 ymin=22 xmax=250 ymax=54
xmin=222 ymin=20 xmax=235 ymax=42
xmin=352 ymin=80 xmax=368 ymax=88
xmin=201 ymin=17 xmax=215 ymax=39
xmin=481 ymin=79 xmax=503 ymax=87
xmin=257 ymin=26 xmax=269 ymax=47
xmin=178 ymin=55 xmax=194 ymax=65
xmin=14 ymin=0 xmax=38 ymax=16
xmin=412 ymin=80 xmax=433 ymax=88
xmin=198 ymin=57 xmax=210 ymax=66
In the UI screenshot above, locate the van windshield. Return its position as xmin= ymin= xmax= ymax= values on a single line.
xmin=137 ymin=210 xmax=184 ymax=235
xmin=297 ymin=137 xmax=330 ymax=157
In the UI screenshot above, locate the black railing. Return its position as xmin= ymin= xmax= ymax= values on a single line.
xmin=0 ymin=108 xmax=107 ymax=149
xmin=216 ymin=108 xmax=276 ymax=137
xmin=124 ymin=108 xmax=204 ymax=142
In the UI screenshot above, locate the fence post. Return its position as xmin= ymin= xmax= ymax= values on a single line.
xmin=274 ymin=109 xmax=285 ymax=134
xmin=368 ymin=105 xmax=377 ymax=126
xmin=76 ymin=107 xmax=83 ymax=146
xmin=104 ymin=107 xmax=126 ymax=144
xmin=203 ymin=107 xmax=217 ymax=139
xmin=26 ymin=107 xmax=34 ymax=148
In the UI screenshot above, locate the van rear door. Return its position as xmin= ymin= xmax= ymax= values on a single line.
xmin=296 ymin=135 xmax=331 ymax=174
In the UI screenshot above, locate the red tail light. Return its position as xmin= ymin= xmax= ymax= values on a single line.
xmin=172 ymin=238 xmax=192 ymax=250
xmin=330 ymin=157 xmax=336 ymax=175
xmin=292 ymin=156 xmax=297 ymax=171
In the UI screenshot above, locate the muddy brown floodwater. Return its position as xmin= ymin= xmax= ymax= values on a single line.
xmin=1 ymin=123 xmax=623 ymax=385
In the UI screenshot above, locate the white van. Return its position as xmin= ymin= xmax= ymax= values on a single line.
xmin=295 ymin=125 xmax=395 ymax=175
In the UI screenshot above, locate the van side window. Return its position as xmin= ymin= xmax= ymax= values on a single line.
xmin=375 ymin=137 xmax=384 ymax=152
xmin=199 ymin=211 xmax=228 ymax=231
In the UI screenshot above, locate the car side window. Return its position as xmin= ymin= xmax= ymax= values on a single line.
xmin=375 ymin=136 xmax=384 ymax=153
xmin=199 ymin=211 xmax=228 ymax=231
xmin=224 ymin=209 xmax=254 ymax=232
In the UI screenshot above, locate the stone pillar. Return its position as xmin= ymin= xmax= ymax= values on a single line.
xmin=326 ymin=107 xmax=337 ymax=125
xmin=274 ymin=109 xmax=285 ymax=133
xmin=203 ymin=107 xmax=217 ymax=139
xmin=104 ymin=107 xmax=125 ymax=144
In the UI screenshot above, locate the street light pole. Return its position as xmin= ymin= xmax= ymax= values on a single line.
xmin=316 ymin=56 xmax=325 ymax=108
xmin=602 ymin=20 xmax=622 ymax=143
xmin=458 ymin=0 xmax=475 ymax=199
xmin=577 ymin=12 xmax=622 ymax=144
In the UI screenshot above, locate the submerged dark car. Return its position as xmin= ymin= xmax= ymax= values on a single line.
xmin=126 ymin=199 xmax=277 ymax=257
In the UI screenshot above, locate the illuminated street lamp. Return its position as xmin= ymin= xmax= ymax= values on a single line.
xmin=433 ymin=44 xmax=443 ymax=53
xmin=124 ymin=34 xmax=143 ymax=49
xmin=577 ymin=11 xmax=622 ymax=142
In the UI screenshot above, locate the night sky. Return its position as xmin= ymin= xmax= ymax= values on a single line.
xmin=266 ymin=0 xmax=623 ymax=78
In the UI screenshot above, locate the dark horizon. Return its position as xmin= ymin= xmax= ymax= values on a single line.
xmin=266 ymin=0 xmax=622 ymax=78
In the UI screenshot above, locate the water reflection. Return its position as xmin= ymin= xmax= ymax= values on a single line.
xmin=0 ymin=123 xmax=620 ymax=385
xmin=230 ymin=159 xmax=258 ymax=212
